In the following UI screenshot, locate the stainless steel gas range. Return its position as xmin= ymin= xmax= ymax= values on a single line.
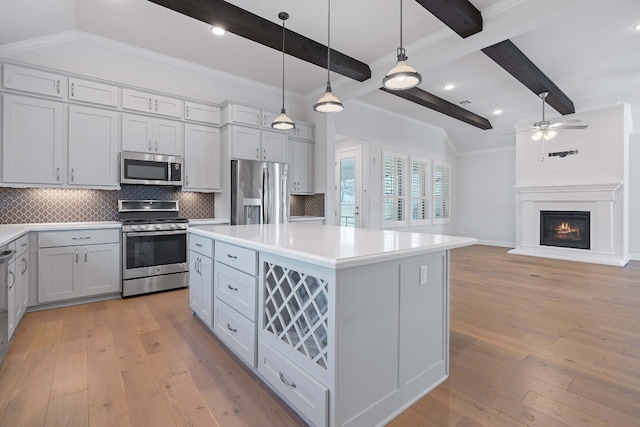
xmin=119 ymin=200 xmax=188 ymax=297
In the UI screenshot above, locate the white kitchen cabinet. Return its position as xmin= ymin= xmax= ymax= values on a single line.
xmin=37 ymin=229 xmax=120 ymax=303
xmin=3 ymin=64 xmax=63 ymax=98
xmin=5 ymin=233 xmax=30 ymax=340
xmin=7 ymin=258 xmax=17 ymax=339
xmin=68 ymin=105 xmax=119 ymax=188
xmin=289 ymin=122 xmax=314 ymax=141
xmin=2 ymin=94 xmax=64 ymax=185
xmin=229 ymin=125 xmax=287 ymax=163
xmin=122 ymin=113 xmax=182 ymax=156
xmin=184 ymin=101 xmax=220 ymax=125
xmin=225 ymin=103 xmax=282 ymax=129
xmin=68 ymin=78 xmax=119 ymax=107
xmin=189 ymin=234 xmax=213 ymax=328
xmin=183 ymin=124 xmax=221 ymax=192
xmin=288 ymin=139 xmax=314 ymax=194
xmin=122 ymin=88 xmax=181 ymax=118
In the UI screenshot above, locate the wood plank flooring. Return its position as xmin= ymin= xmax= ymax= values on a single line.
xmin=1 ymin=245 xmax=639 ymax=426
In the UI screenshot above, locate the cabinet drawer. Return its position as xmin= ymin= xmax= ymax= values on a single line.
xmin=215 ymin=261 xmax=257 ymax=321
xmin=185 ymin=101 xmax=220 ymax=125
xmin=213 ymin=299 xmax=256 ymax=367
xmin=68 ymin=78 xmax=119 ymax=107
xmin=190 ymin=234 xmax=213 ymax=257
xmin=230 ymin=104 xmax=261 ymax=126
xmin=3 ymin=64 xmax=63 ymax=97
xmin=38 ymin=229 xmax=120 ymax=248
xmin=215 ymin=241 xmax=257 ymax=275
xmin=15 ymin=234 xmax=29 ymax=256
xmin=258 ymin=340 xmax=328 ymax=427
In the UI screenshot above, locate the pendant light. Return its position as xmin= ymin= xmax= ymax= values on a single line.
xmin=382 ymin=0 xmax=422 ymax=90
xmin=272 ymin=12 xmax=295 ymax=130
xmin=313 ymin=0 xmax=344 ymax=113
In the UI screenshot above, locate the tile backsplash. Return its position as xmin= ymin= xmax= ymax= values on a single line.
xmin=290 ymin=194 xmax=325 ymax=217
xmin=0 ymin=186 xmax=215 ymax=224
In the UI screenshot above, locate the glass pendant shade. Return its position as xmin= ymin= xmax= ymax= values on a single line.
xmin=314 ymin=83 xmax=344 ymax=113
xmin=382 ymin=52 xmax=422 ymax=90
xmin=272 ymin=109 xmax=295 ymax=130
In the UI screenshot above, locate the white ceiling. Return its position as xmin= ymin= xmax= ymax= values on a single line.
xmin=2 ymin=0 xmax=640 ymax=153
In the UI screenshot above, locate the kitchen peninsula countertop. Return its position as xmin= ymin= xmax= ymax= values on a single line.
xmin=0 ymin=221 xmax=121 ymax=247
xmin=189 ymin=223 xmax=477 ymax=269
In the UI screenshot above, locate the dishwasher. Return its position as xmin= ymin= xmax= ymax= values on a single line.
xmin=0 ymin=245 xmax=15 ymax=366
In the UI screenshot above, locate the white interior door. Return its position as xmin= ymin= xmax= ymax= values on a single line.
xmin=335 ymin=147 xmax=363 ymax=228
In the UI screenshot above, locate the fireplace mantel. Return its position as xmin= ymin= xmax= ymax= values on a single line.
xmin=509 ymin=182 xmax=627 ymax=266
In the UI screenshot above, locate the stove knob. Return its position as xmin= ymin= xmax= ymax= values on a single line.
xmin=181 ymin=224 xmax=188 ymax=229
xmin=131 ymin=225 xmax=138 ymax=231
xmin=139 ymin=225 xmax=146 ymax=230
xmin=170 ymin=224 xmax=176 ymax=229
xmin=155 ymin=224 xmax=162 ymax=230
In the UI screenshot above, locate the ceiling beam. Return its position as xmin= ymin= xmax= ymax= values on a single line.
xmin=146 ymin=0 xmax=371 ymax=82
xmin=481 ymin=39 xmax=575 ymax=115
xmin=380 ymin=87 xmax=492 ymax=130
xmin=414 ymin=0 xmax=483 ymax=38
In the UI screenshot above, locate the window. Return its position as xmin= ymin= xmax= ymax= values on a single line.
xmin=382 ymin=151 xmax=407 ymax=227
xmin=433 ymin=161 xmax=451 ymax=224
xmin=410 ymin=157 xmax=431 ymax=226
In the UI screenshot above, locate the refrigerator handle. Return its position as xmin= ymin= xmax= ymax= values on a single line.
xmin=261 ymin=166 xmax=268 ymax=224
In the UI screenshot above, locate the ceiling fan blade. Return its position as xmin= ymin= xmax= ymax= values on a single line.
xmin=549 ymin=119 xmax=581 ymax=127
xmin=502 ymin=128 xmax=535 ymax=136
xmin=554 ymin=125 xmax=589 ymax=129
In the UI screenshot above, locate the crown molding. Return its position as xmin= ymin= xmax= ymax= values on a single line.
xmin=458 ymin=145 xmax=516 ymax=157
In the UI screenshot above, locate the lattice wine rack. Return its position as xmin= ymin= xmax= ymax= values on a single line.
xmin=263 ymin=261 xmax=329 ymax=369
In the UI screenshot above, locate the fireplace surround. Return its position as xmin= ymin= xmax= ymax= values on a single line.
xmin=540 ymin=210 xmax=590 ymax=250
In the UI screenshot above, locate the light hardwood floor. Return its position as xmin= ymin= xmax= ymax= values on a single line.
xmin=1 ymin=245 xmax=639 ymax=426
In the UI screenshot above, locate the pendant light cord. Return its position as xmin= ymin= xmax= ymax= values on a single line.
xmin=327 ymin=0 xmax=331 ymax=84
xmin=400 ymin=0 xmax=403 ymax=50
xmin=281 ymin=17 xmax=286 ymax=108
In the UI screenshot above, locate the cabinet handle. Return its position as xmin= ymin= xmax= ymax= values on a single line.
xmin=148 ymin=98 xmax=152 ymax=110
xmin=226 ymin=323 xmax=238 ymax=333
xmin=256 ymin=113 xmax=260 ymax=125
xmin=155 ymin=99 xmax=158 ymax=111
xmin=56 ymin=80 xmax=60 ymax=94
xmin=75 ymin=249 xmax=79 ymax=263
xmin=279 ymin=372 xmax=297 ymax=389
xmin=84 ymin=248 xmax=88 ymax=263
xmin=263 ymin=149 xmax=267 ymax=160
xmin=72 ymin=236 xmax=91 ymax=240
xmin=56 ymin=167 xmax=60 ymax=182
xmin=195 ymin=243 xmax=203 ymax=247
xmin=155 ymin=141 xmax=158 ymax=151
xmin=255 ymin=148 xmax=260 ymax=159
xmin=70 ymin=168 xmax=75 ymax=182
xmin=186 ymin=175 xmax=189 ymax=186
xmin=71 ymin=82 xmax=75 ymax=97
xmin=8 ymin=270 xmax=15 ymax=290
xmin=227 ymin=284 xmax=238 ymax=292
xmin=148 ymin=139 xmax=152 ymax=151
xmin=226 ymin=254 xmax=238 ymax=260
xmin=186 ymin=106 xmax=189 ymax=117
xmin=20 ymin=243 xmax=27 ymax=248
xmin=21 ymin=257 xmax=28 ymax=275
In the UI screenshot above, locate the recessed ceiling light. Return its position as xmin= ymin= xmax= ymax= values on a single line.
xmin=443 ymin=84 xmax=455 ymax=90
xmin=493 ymin=109 xmax=503 ymax=115
xmin=634 ymin=23 xmax=640 ymax=31
xmin=211 ymin=26 xmax=226 ymax=36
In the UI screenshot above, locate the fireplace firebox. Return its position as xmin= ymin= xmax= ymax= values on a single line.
xmin=540 ymin=211 xmax=590 ymax=250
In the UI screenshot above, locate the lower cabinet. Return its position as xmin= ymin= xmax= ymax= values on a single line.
xmin=37 ymin=229 xmax=120 ymax=303
xmin=7 ymin=234 xmax=30 ymax=339
xmin=189 ymin=234 xmax=213 ymax=327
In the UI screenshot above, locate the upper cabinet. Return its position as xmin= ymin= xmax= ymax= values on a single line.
xmin=122 ymin=113 xmax=182 ymax=156
xmin=68 ymin=78 xmax=119 ymax=107
xmin=2 ymin=94 xmax=64 ymax=185
xmin=3 ymin=64 xmax=63 ymax=98
xmin=224 ymin=103 xmax=282 ymax=130
xmin=68 ymin=105 xmax=119 ymax=188
xmin=122 ymin=88 xmax=182 ymax=118
xmin=184 ymin=123 xmax=221 ymax=192
xmin=185 ymin=101 xmax=220 ymax=125
xmin=289 ymin=122 xmax=314 ymax=142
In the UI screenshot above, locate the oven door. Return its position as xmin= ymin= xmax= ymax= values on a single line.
xmin=123 ymin=230 xmax=187 ymax=280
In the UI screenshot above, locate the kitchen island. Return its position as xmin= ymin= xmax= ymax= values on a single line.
xmin=188 ymin=223 xmax=476 ymax=427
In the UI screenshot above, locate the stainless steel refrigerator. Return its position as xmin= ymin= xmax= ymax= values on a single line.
xmin=231 ymin=159 xmax=290 ymax=225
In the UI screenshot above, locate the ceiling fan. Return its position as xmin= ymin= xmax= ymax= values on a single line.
xmin=525 ymin=92 xmax=588 ymax=141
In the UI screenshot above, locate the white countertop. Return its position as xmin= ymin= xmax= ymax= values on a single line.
xmin=290 ymin=216 xmax=325 ymax=222
xmin=190 ymin=223 xmax=477 ymax=269
xmin=188 ymin=218 xmax=230 ymax=226
xmin=0 ymin=222 xmax=121 ymax=247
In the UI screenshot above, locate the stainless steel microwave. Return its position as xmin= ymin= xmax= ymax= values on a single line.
xmin=120 ymin=151 xmax=183 ymax=186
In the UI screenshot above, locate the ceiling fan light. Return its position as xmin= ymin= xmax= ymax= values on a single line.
xmin=272 ymin=109 xmax=295 ymax=130
xmin=544 ymin=130 xmax=557 ymax=140
xmin=531 ymin=130 xmax=544 ymax=141
xmin=382 ymin=60 xmax=422 ymax=90
xmin=314 ymin=84 xmax=344 ymax=113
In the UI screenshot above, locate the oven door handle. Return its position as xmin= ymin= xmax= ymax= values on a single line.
xmin=124 ymin=230 xmax=187 ymax=238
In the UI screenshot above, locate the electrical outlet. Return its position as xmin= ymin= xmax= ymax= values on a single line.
xmin=420 ymin=265 xmax=428 ymax=285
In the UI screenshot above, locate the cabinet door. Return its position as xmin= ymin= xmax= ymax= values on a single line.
xmin=38 ymin=246 xmax=82 ymax=303
xmin=154 ymin=119 xmax=182 ymax=156
xmin=297 ymin=141 xmax=314 ymax=194
xmin=7 ymin=260 xmax=16 ymax=338
xmin=185 ymin=101 xmax=220 ymax=125
xmin=231 ymin=126 xmax=261 ymax=160
xmin=122 ymin=88 xmax=153 ymax=113
xmin=3 ymin=64 xmax=63 ymax=98
xmin=189 ymin=251 xmax=202 ymax=313
xmin=122 ymin=113 xmax=154 ymax=152
xmin=261 ymin=130 xmax=288 ymax=163
xmin=68 ymin=78 xmax=119 ymax=107
xmin=230 ymin=104 xmax=261 ymax=126
xmin=261 ymin=110 xmax=280 ymax=128
xmin=17 ymin=253 xmax=29 ymax=322
xmin=68 ymin=105 xmax=119 ymax=188
xmin=82 ymin=243 xmax=120 ymax=296
xmin=184 ymin=124 xmax=221 ymax=191
xmin=200 ymin=255 xmax=213 ymax=327
xmin=2 ymin=94 xmax=64 ymax=185
xmin=152 ymin=94 xmax=181 ymax=118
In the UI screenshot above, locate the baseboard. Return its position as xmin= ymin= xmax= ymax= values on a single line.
xmin=476 ymin=240 xmax=515 ymax=248
xmin=630 ymin=253 xmax=640 ymax=261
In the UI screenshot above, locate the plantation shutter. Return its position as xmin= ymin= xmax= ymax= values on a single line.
xmin=383 ymin=152 xmax=407 ymax=226
xmin=434 ymin=161 xmax=451 ymax=223
xmin=410 ymin=157 xmax=431 ymax=224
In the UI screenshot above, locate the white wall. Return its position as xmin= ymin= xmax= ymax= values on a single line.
xmin=630 ymin=131 xmax=640 ymax=259
xmin=457 ymin=147 xmax=516 ymax=247
xmin=334 ymin=102 xmax=458 ymax=234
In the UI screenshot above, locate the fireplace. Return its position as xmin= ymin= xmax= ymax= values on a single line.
xmin=540 ymin=211 xmax=590 ymax=250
